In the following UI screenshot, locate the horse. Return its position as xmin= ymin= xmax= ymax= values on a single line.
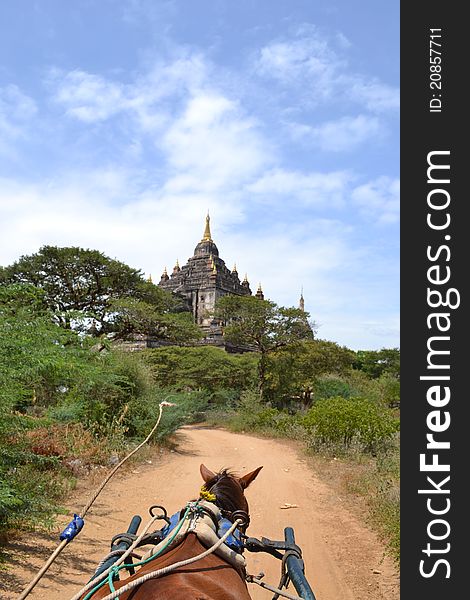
xmin=82 ymin=463 xmax=263 ymax=600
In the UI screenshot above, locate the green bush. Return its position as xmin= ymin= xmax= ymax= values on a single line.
xmin=124 ymin=390 xmax=210 ymax=440
xmin=47 ymin=349 xmax=155 ymax=432
xmin=0 ymin=415 xmax=71 ymax=534
xmin=303 ymin=396 xmax=399 ymax=452
xmin=313 ymin=375 xmax=353 ymax=400
xmin=144 ymin=346 xmax=257 ymax=393
xmin=229 ymin=390 xmax=297 ymax=435
xmin=364 ymin=443 xmax=400 ymax=561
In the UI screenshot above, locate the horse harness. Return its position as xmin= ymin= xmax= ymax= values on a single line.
xmin=87 ymin=500 xmax=314 ymax=600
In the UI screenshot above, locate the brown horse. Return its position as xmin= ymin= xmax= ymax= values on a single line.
xmin=85 ymin=464 xmax=263 ymax=600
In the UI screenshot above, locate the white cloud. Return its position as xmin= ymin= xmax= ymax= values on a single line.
xmin=348 ymin=79 xmax=400 ymax=113
xmin=0 ymin=84 xmax=37 ymax=121
xmin=246 ymin=168 xmax=352 ymax=208
xmin=256 ymin=29 xmax=343 ymax=102
xmin=316 ymin=313 xmax=400 ymax=351
xmin=52 ymin=70 xmax=126 ymax=122
xmin=162 ymin=92 xmax=270 ymax=191
xmin=255 ymin=27 xmax=399 ymax=113
xmin=352 ymin=176 xmax=400 ymax=224
xmin=0 ymin=84 xmax=37 ymax=153
xmin=49 ymin=53 xmax=210 ymax=130
xmin=289 ymin=114 xmax=382 ymax=151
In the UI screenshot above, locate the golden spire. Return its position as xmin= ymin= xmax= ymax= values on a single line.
xmin=176 ymin=258 xmax=179 ymax=268
xmin=243 ymin=273 xmax=248 ymax=283
xmin=202 ymin=211 xmax=212 ymax=241
xmin=147 ymin=273 xmax=153 ymax=283
xmin=232 ymin=263 xmax=237 ymax=273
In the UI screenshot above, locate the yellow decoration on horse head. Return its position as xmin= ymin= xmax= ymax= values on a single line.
xmin=199 ymin=486 xmax=217 ymax=502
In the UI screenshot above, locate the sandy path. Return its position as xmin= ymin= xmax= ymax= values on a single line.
xmin=3 ymin=426 xmax=398 ymax=599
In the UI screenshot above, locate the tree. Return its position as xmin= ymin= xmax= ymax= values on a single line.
xmin=214 ymin=295 xmax=312 ymax=399
xmin=1 ymin=246 xmax=182 ymax=338
xmin=0 ymin=283 xmax=48 ymax=318
xmin=352 ymin=348 xmax=400 ymax=379
xmin=144 ymin=346 xmax=257 ymax=393
xmin=266 ymin=339 xmax=355 ymax=407
xmin=108 ymin=298 xmax=202 ymax=344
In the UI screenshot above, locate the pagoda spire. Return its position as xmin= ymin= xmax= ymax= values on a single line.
xmin=255 ymin=283 xmax=264 ymax=300
xmin=202 ymin=211 xmax=212 ymax=241
xmin=299 ymin=287 xmax=305 ymax=312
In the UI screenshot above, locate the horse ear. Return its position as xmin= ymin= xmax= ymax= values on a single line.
xmin=239 ymin=466 xmax=263 ymax=489
xmin=200 ymin=464 xmax=216 ymax=483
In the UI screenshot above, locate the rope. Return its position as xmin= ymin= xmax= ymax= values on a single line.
xmin=247 ymin=573 xmax=304 ymax=600
xmin=68 ymin=515 xmax=161 ymax=600
xmin=18 ymin=400 xmax=175 ymax=600
xmin=78 ymin=504 xmax=192 ymax=600
xmin=93 ymin=549 xmax=143 ymax=572
xmin=96 ymin=518 xmax=244 ymax=600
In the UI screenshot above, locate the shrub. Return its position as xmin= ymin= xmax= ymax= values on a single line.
xmin=144 ymin=346 xmax=257 ymax=393
xmin=124 ymin=390 xmax=210 ymax=441
xmin=0 ymin=417 xmax=73 ymax=535
xmin=313 ymin=375 xmax=353 ymax=400
xmin=228 ymin=390 xmax=297 ymax=435
xmin=302 ymin=396 xmax=399 ymax=452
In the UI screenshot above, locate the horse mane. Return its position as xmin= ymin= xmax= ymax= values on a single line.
xmin=204 ymin=468 xmax=246 ymax=515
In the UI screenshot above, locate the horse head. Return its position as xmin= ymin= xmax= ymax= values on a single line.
xmin=199 ymin=463 xmax=263 ymax=533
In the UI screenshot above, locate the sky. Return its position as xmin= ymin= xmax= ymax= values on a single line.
xmin=0 ymin=0 xmax=399 ymax=350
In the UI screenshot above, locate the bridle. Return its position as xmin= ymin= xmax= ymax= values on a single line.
xmin=204 ymin=479 xmax=251 ymax=531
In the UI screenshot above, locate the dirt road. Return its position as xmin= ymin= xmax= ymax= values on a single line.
xmin=3 ymin=426 xmax=398 ymax=599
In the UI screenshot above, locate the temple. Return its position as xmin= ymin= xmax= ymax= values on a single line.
xmin=153 ymin=214 xmax=311 ymax=350
xmin=158 ymin=214 xmax=261 ymax=345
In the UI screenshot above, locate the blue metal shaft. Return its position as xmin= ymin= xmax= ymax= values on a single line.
xmin=284 ymin=527 xmax=316 ymax=600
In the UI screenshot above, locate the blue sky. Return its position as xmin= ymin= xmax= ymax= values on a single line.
xmin=0 ymin=0 xmax=399 ymax=350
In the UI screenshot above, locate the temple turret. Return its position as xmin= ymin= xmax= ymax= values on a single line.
xmin=299 ymin=288 xmax=305 ymax=312
xmin=160 ymin=267 xmax=169 ymax=282
xmin=255 ymin=283 xmax=264 ymax=300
